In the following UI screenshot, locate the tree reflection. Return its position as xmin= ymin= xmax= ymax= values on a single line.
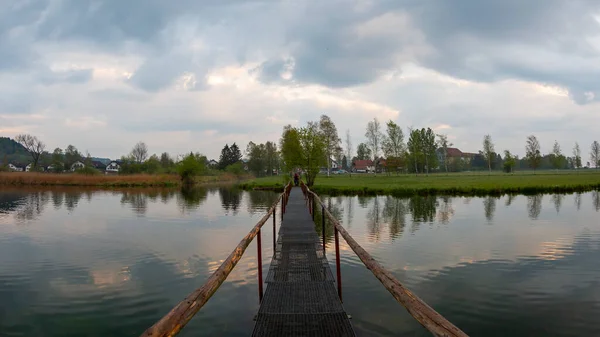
xmin=505 ymin=194 xmax=516 ymax=207
xmin=483 ymin=196 xmax=497 ymax=222
xmin=64 ymin=191 xmax=83 ymax=213
xmin=178 ymin=186 xmax=208 ymax=213
xmin=51 ymin=191 xmax=64 ymax=209
xmin=552 ymin=194 xmax=563 ymax=214
xmin=15 ymin=192 xmax=50 ymax=222
xmin=345 ymin=196 xmax=354 ymax=228
xmin=357 ymin=195 xmax=370 ymax=208
xmin=437 ymin=196 xmax=454 ymax=225
xmin=593 ymin=191 xmax=600 ymax=212
xmin=574 ymin=192 xmax=582 ymax=211
xmin=383 ymin=196 xmax=408 ymax=240
xmin=246 ymin=190 xmax=278 ymax=215
xmin=120 ymin=191 xmax=148 ymax=216
xmin=409 ymin=195 xmax=437 ymax=231
xmin=219 ymin=187 xmax=243 ymax=215
xmin=527 ymin=195 xmax=543 ymax=219
xmin=0 ymin=192 xmax=26 ymax=214
xmin=367 ymin=197 xmax=382 ymax=242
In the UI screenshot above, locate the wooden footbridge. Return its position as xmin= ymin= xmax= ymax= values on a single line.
xmin=141 ymin=184 xmax=468 ymax=337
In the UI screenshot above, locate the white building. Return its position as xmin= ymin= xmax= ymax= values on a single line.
xmin=71 ymin=161 xmax=85 ymax=171
xmin=105 ymin=161 xmax=121 ymax=173
xmin=8 ymin=163 xmax=23 ymax=172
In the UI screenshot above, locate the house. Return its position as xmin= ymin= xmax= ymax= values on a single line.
xmin=207 ymin=159 xmax=218 ymax=168
xmin=91 ymin=160 xmax=107 ymax=171
xmin=8 ymin=163 xmax=23 ymax=172
xmin=70 ymin=161 xmax=85 ymax=171
xmin=353 ymin=159 xmax=374 ymax=173
xmin=105 ymin=160 xmax=121 ymax=173
xmin=437 ymin=148 xmax=477 ymax=163
xmin=25 ymin=163 xmax=33 ymax=172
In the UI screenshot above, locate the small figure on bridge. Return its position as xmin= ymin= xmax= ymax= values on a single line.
xmin=293 ymin=172 xmax=299 ymax=186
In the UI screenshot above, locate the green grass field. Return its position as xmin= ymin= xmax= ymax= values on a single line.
xmin=239 ymin=170 xmax=600 ymax=196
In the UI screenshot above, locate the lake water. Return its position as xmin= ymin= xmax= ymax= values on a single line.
xmin=0 ymin=187 xmax=599 ymax=336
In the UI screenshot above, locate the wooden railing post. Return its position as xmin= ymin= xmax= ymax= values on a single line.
xmin=321 ymin=204 xmax=326 ymax=253
xmin=334 ymin=226 xmax=342 ymax=302
xmin=272 ymin=208 xmax=276 ymax=253
xmin=257 ymin=228 xmax=263 ymax=303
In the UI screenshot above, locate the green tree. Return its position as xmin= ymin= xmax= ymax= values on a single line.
xmin=160 ymin=152 xmax=174 ymax=170
xmin=382 ymin=120 xmax=406 ymax=174
xmin=265 ymin=141 xmax=279 ymax=176
xmin=421 ymin=128 xmax=437 ymax=175
xmin=177 ymin=152 xmax=207 ymax=185
xmin=218 ymin=144 xmax=231 ymax=170
xmin=246 ymin=141 xmax=267 ymax=177
xmin=526 ymin=135 xmax=542 ymax=173
xmin=51 ymin=148 xmax=64 ymax=173
xmin=143 ymin=154 xmax=162 ymax=174
xmin=226 ymin=162 xmax=245 ymax=176
xmin=407 ymin=127 xmax=423 ymax=174
xmin=572 ymin=142 xmax=582 ymax=169
xmin=482 ymin=134 xmax=495 ymax=173
xmin=279 ymin=122 xmax=326 ymax=186
xmin=356 ymin=143 xmax=371 ymax=161
xmin=365 ymin=118 xmax=383 ymax=174
xmin=319 ymin=114 xmax=340 ymax=176
xmin=549 ymin=140 xmax=564 ymax=170
xmin=503 ymin=150 xmax=516 ymax=173
xmin=591 ymin=140 xmax=600 ymax=169
xmin=64 ymin=145 xmax=81 ymax=170
xmin=15 ymin=134 xmax=46 ymax=170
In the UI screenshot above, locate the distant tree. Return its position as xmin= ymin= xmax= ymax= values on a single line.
xmin=365 ymin=118 xmax=383 ymax=174
xmin=345 ymin=129 xmax=353 ymax=176
xmin=525 ymin=135 xmax=542 ymax=173
xmin=15 ymin=134 xmax=46 ymax=170
xmin=437 ymin=134 xmax=452 ymax=173
xmin=279 ymin=125 xmax=302 ymax=175
xmin=356 ymin=143 xmax=371 ymax=161
xmin=51 ymin=148 xmax=64 ymax=173
xmin=160 ymin=152 xmax=174 ymax=169
xmin=246 ymin=141 xmax=267 ymax=177
xmin=226 ymin=162 xmax=245 ymax=176
xmin=131 ymin=142 xmax=148 ymax=163
xmin=421 ymin=128 xmax=437 ymax=175
xmin=482 ymin=134 xmax=495 ymax=174
xmin=382 ymin=120 xmax=406 ymax=174
xmin=341 ymin=156 xmax=348 ymax=171
xmin=407 ymin=127 xmax=423 ymax=174
xmin=177 ymin=152 xmax=207 ymax=185
xmin=572 ymin=142 xmax=582 ymax=169
xmin=503 ymin=150 xmax=516 ymax=173
xmin=591 ymin=140 xmax=600 ymax=169
xmin=218 ymin=144 xmax=231 ymax=170
xmin=550 ymin=141 xmax=565 ymax=170
xmin=143 ymin=154 xmax=161 ymax=174
xmin=319 ymin=114 xmax=341 ymax=176
xmin=64 ymin=145 xmax=81 ymax=169
xmin=265 ymin=141 xmax=279 ymax=175
xmin=229 ymin=143 xmax=242 ymax=164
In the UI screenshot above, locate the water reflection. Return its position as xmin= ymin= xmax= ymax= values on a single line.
xmin=483 ymin=196 xmax=497 ymax=221
xmin=593 ymin=191 xmax=600 ymax=211
xmin=574 ymin=192 xmax=582 ymax=210
xmin=178 ymin=186 xmax=208 ymax=213
xmin=409 ymin=195 xmax=437 ymax=225
xmin=121 ymin=191 xmax=148 ymax=216
xmin=527 ymin=195 xmax=543 ymax=219
xmin=382 ymin=196 xmax=408 ymax=239
xmin=505 ymin=194 xmax=516 ymax=207
xmin=367 ymin=197 xmax=383 ymax=242
xmin=552 ymin=194 xmax=564 ymax=213
xmin=219 ymin=187 xmax=243 ymax=215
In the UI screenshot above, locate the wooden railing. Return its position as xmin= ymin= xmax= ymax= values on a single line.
xmin=140 ymin=183 xmax=292 ymax=337
xmin=301 ymin=182 xmax=468 ymax=337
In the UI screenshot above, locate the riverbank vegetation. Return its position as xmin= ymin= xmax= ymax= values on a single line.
xmin=239 ymin=170 xmax=600 ymax=196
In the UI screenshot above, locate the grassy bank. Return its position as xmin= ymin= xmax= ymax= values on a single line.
xmin=239 ymin=170 xmax=600 ymax=196
xmin=0 ymin=172 xmax=249 ymax=187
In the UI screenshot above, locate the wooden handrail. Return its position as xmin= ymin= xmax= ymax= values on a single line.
xmin=303 ymin=184 xmax=468 ymax=337
xmin=141 ymin=183 xmax=291 ymax=337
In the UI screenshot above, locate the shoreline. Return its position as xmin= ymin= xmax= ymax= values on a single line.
xmin=238 ymin=172 xmax=600 ymax=197
xmin=0 ymin=172 xmax=250 ymax=188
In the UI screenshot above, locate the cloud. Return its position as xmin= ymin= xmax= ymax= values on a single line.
xmin=1 ymin=0 xmax=600 ymax=159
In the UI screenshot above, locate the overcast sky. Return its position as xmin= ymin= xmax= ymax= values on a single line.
xmin=2 ymin=0 xmax=600 ymax=160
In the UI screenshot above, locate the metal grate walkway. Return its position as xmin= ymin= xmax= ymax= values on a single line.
xmin=252 ymin=187 xmax=355 ymax=337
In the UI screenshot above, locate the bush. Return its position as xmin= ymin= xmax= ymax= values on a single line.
xmin=225 ymin=162 xmax=244 ymax=176
xmin=177 ymin=153 xmax=206 ymax=185
xmin=74 ymin=166 xmax=101 ymax=175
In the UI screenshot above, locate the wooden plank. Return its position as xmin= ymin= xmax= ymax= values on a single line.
xmin=307 ymin=188 xmax=468 ymax=337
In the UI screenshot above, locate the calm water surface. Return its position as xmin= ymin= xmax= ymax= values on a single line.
xmin=1 ymin=187 xmax=599 ymax=336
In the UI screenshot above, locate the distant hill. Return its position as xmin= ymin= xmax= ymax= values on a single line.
xmin=92 ymin=157 xmax=112 ymax=165
xmin=0 ymin=137 xmax=29 ymax=165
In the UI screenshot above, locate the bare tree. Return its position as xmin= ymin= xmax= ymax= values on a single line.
xmin=345 ymin=129 xmax=352 ymax=176
xmin=15 ymin=134 xmax=46 ymax=170
xmin=131 ymin=142 xmax=148 ymax=163
xmin=319 ymin=115 xmax=340 ymax=177
xmin=382 ymin=120 xmax=406 ymax=174
xmin=591 ymin=140 xmax=600 ymax=169
xmin=365 ymin=118 xmax=383 ymax=174
xmin=482 ymin=134 xmax=495 ymax=174
xmin=573 ymin=142 xmax=582 ymax=169
xmin=526 ymin=135 xmax=542 ymax=173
